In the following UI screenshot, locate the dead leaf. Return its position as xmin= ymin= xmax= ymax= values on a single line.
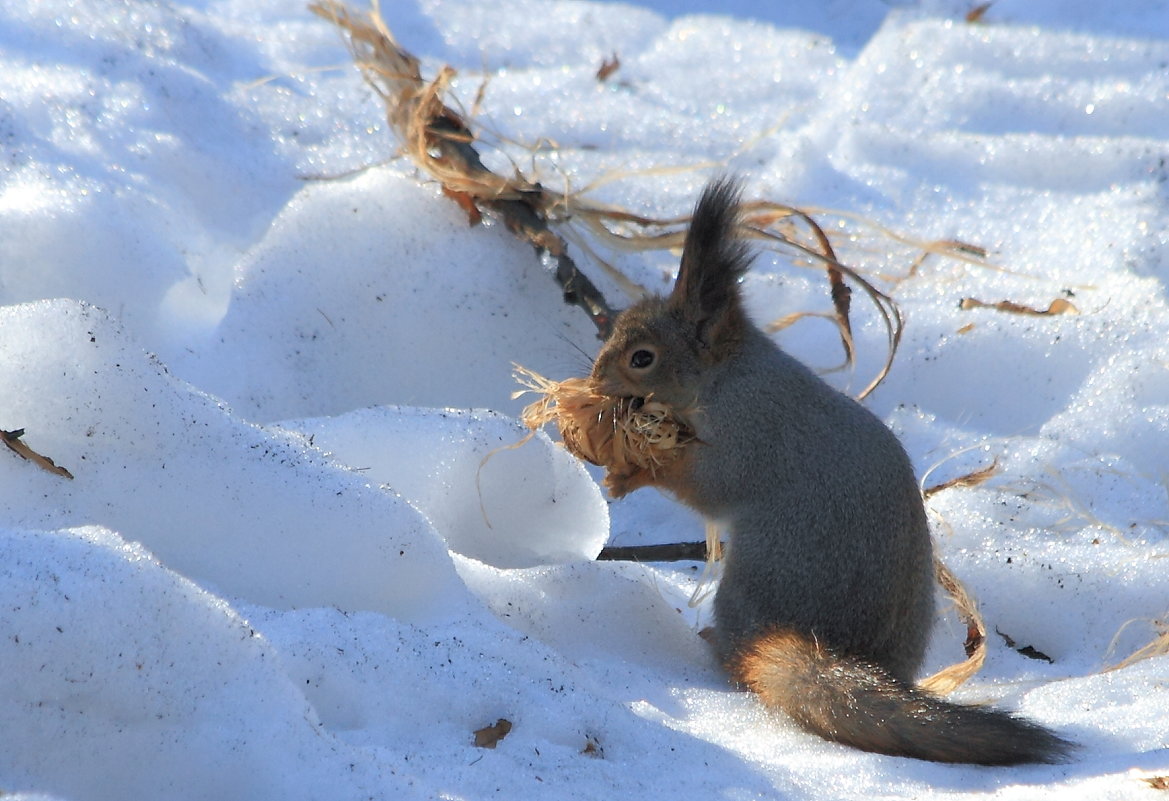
xmin=959 ymin=297 xmax=1079 ymax=316
xmin=996 ymin=629 xmax=1054 ymax=663
xmin=1143 ymin=776 xmax=1169 ymax=790
xmin=596 ymin=53 xmax=620 ymax=82
xmin=473 ymin=718 xmax=512 ymax=749
xmin=956 ymin=322 xmax=976 ymax=335
xmin=1 ymin=428 xmax=74 ymax=480
xmin=582 ymin=735 xmax=603 ymax=757
xmin=966 ymin=2 xmax=994 ymax=23
xmin=1017 ymin=644 xmax=1054 ymax=663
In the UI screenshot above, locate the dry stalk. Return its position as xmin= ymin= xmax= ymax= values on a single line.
xmin=924 ymin=457 xmax=1000 ymax=500
xmin=960 ymin=297 xmax=1079 ymax=317
xmin=1104 ymin=620 xmax=1169 ymax=673
xmin=918 ymin=556 xmax=988 ymax=695
xmin=597 ymin=541 xmax=711 ymax=561
xmin=917 ymin=456 xmax=1002 ymax=694
xmin=688 ymin=520 xmax=724 ymax=608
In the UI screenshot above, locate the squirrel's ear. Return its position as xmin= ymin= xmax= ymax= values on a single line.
xmin=670 ymin=176 xmax=754 ymax=350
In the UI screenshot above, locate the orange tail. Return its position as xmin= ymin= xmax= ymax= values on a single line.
xmin=731 ymin=630 xmax=1074 ymax=766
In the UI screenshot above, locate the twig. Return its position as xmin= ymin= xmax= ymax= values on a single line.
xmin=597 ymin=541 xmax=712 ymax=562
xmin=490 ymin=195 xmax=616 ymax=337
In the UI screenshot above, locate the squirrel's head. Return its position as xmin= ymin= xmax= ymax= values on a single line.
xmin=591 ymin=176 xmax=754 ymax=410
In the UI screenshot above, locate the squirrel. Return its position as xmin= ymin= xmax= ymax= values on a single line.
xmin=589 ymin=177 xmax=1074 ymax=765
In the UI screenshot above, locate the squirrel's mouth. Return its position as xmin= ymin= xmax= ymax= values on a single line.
xmin=590 ymin=379 xmax=644 ymax=407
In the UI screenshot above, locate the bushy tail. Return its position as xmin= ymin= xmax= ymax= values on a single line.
xmin=732 ymin=630 xmax=1074 ymax=766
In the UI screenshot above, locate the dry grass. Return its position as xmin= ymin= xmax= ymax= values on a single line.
xmin=925 ymin=455 xmax=1169 ymax=681
xmin=923 ymin=456 xmax=1000 ymax=500
xmin=919 ymin=556 xmax=988 ymax=695
xmin=915 ymin=458 xmax=999 ymax=694
xmin=309 ymin=0 xmax=995 ymax=398
xmin=513 ymin=364 xmax=693 ymax=495
xmin=1106 ymin=619 xmax=1169 ymax=673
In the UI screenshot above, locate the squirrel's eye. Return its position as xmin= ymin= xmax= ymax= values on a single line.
xmin=629 ymin=348 xmax=655 ymax=370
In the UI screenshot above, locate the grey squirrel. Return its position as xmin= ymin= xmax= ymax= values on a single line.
xmin=589 ymin=177 xmax=1073 ymax=765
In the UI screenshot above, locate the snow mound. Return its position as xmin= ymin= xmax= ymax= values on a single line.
xmin=0 ymin=524 xmax=368 ymax=801
xmin=277 ymin=405 xmax=609 ymax=567
xmin=0 ymin=299 xmax=468 ymax=620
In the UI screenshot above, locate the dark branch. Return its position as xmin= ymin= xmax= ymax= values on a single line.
xmin=596 ymin=541 xmax=714 ymax=562
xmin=400 ymin=85 xmax=617 ymax=338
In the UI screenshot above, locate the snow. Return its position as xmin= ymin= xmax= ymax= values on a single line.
xmin=1 ymin=0 xmax=1167 ymax=799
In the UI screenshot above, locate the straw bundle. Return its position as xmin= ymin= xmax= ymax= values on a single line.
xmin=513 ymin=365 xmax=694 ymax=497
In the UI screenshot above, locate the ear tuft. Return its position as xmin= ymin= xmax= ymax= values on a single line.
xmin=671 ymin=175 xmax=754 ymax=343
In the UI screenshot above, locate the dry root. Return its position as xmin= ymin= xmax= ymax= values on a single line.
xmin=514 ymin=364 xmax=694 ymax=496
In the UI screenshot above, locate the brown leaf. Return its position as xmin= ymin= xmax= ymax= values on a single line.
xmin=966 ymin=2 xmax=994 ymax=23
xmin=959 ymin=297 xmax=1079 ymax=316
xmin=442 ymin=186 xmax=483 ymax=226
xmin=473 ymin=718 xmax=512 ymax=749
xmin=582 ymin=735 xmax=603 ymax=757
xmin=1016 ymin=644 xmax=1054 ymax=663
xmin=1 ymin=428 xmax=74 ymax=480
xmin=596 ymin=53 xmax=620 ymax=82
xmin=1143 ymin=776 xmax=1169 ymax=790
